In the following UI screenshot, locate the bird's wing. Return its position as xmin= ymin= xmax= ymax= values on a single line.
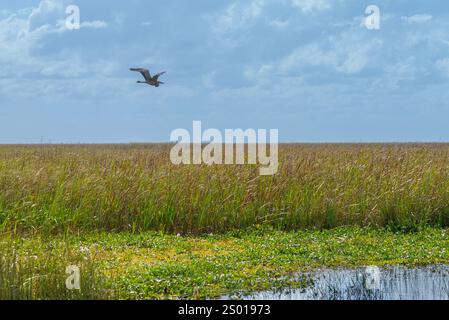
xmin=130 ymin=68 xmax=152 ymax=81
xmin=153 ymin=71 xmax=166 ymax=80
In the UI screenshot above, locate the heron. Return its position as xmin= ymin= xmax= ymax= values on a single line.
xmin=130 ymin=68 xmax=166 ymax=87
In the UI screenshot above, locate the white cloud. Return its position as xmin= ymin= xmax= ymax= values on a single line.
xmin=244 ymin=64 xmax=273 ymax=82
xmin=402 ymin=14 xmax=433 ymax=24
xmin=279 ymin=43 xmax=336 ymax=72
xmin=0 ymin=0 xmax=119 ymax=108
xmin=291 ymin=0 xmax=331 ymax=13
xmin=28 ymin=0 xmax=64 ymax=31
xmin=80 ymin=20 xmax=108 ymax=29
xmin=209 ymin=0 xmax=333 ymax=48
xmin=0 ymin=0 xmax=109 ymax=79
xmin=436 ymin=58 xmax=449 ymax=77
xmin=277 ymin=29 xmax=382 ymax=75
xmin=212 ymin=1 xmax=264 ymax=35
xmin=370 ymin=58 xmax=417 ymax=91
xmin=404 ymin=28 xmax=448 ymax=47
xmin=212 ymin=0 xmax=331 ymax=34
xmin=268 ymin=19 xmax=290 ymax=28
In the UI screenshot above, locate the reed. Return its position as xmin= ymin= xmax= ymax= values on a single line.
xmin=0 ymin=236 xmax=112 ymax=299
xmin=1 ymin=143 xmax=449 ymax=235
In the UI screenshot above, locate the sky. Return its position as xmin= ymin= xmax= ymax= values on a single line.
xmin=1 ymin=0 xmax=449 ymax=143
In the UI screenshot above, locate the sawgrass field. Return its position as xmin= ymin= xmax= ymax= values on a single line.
xmin=1 ymin=144 xmax=449 ymax=299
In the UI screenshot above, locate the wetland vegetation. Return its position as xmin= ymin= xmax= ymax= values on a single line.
xmin=1 ymin=144 xmax=449 ymax=299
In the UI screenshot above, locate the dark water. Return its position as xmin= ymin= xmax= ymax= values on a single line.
xmin=224 ymin=265 xmax=449 ymax=300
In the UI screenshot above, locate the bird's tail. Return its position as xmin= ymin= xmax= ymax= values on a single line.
xmin=130 ymin=68 xmax=140 ymax=71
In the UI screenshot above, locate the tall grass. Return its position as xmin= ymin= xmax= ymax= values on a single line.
xmin=1 ymin=144 xmax=449 ymax=235
xmin=0 ymin=236 xmax=113 ymax=299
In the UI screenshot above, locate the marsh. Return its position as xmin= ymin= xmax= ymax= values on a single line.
xmin=229 ymin=265 xmax=449 ymax=300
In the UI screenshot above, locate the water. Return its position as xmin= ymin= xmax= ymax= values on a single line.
xmin=224 ymin=265 xmax=449 ymax=300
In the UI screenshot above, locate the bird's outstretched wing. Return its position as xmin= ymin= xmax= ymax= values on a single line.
xmin=130 ymin=68 xmax=152 ymax=82
xmin=153 ymin=71 xmax=166 ymax=80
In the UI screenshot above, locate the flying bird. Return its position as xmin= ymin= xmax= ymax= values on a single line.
xmin=130 ymin=68 xmax=166 ymax=87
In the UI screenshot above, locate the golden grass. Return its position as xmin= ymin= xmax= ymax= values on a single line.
xmin=1 ymin=143 xmax=449 ymax=234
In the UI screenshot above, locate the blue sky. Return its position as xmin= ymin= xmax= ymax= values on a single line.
xmin=1 ymin=0 xmax=449 ymax=143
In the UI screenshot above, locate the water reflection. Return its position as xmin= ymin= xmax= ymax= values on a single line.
xmin=227 ymin=265 xmax=449 ymax=300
